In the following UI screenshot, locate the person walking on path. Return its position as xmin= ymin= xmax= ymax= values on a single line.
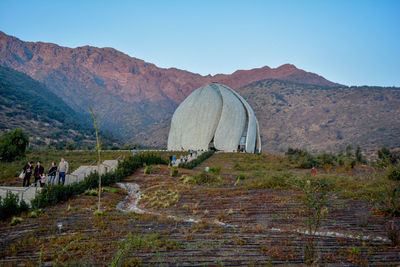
xmin=34 ymin=161 xmax=44 ymax=187
xmin=57 ymin=158 xmax=69 ymax=185
xmin=47 ymin=161 xmax=57 ymax=185
xmin=22 ymin=161 xmax=33 ymax=187
xmin=132 ymin=147 xmax=137 ymax=157
xmin=172 ymin=155 xmax=176 ymax=165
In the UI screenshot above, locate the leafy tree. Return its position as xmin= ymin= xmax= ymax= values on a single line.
xmin=345 ymin=145 xmax=353 ymax=158
xmin=355 ymin=145 xmax=364 ymax=164
xmin=0 ymin=128 xmax=29 ymax=161
xmin=378 ymin=147 xmax=391 ymax=161
xmin=65 ymin=141 xmax=75 ymax=151
xmin=377 ymin=147 xmax=399 ymax=167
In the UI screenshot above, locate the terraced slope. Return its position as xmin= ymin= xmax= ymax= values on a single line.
xmin=0 ymin=153 xmax=399 ymax=265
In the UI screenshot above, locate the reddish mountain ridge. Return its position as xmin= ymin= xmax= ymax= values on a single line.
xmin=0 ymin=31 xmax=339 ymax=107
xmin=0 ymin=31 xmax=344 ymax=148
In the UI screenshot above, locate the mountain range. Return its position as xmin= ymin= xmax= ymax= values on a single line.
xmin=0 ymin=31 xmax=399 ymax=154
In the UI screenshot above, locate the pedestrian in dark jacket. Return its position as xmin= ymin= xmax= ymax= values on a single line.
xmin=22 ymin=161 xmax=33 ymax=187
xmin=34 ymin=161 xmax=44 ymax=187
xmin=47 ymin=161 xmax=57 ymax=185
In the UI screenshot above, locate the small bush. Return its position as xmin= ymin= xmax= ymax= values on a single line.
xmin=84 ymin=189 xmax=98 ymax=196
xmin=183 ymin=172 xmax=222 ymax=185
xmin=209 ymin=166 xmax=221 ymax=175
xmin=28 ymin=209 xmax=43 ymax=218
xmin=102 ymin=187 xmax=118 ymax=193
xmin=387 ymin=167 xmax=400 ymax=181
xmin=10 ymin=216 xmax=23 ymax=226
xmin=94 ymin=210 xmax=104 ymax=217
xmin=235 ymin=174 xmax=246 ymax=186
xmin=236 ymin=174 xmax=246 ymax=180
xmin=170 ymin=167 xmax=178 ymax=177
xmin=0 ymin=191 xmax=29 ymax=221
xmin=144 ymin=165 xmax=152 ymax=175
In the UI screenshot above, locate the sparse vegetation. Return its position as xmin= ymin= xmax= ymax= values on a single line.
xmin=170 ymin=167 xmax=179 ymax=177
xmin=1 ymin=151 xmax=400 ymax=265
xmin=141 ymin=189 xmax=179 ymax=209
xmin=180 ymin=171 xmax=222 ymax=185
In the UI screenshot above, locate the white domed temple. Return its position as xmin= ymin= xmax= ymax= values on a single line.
xmin=167 ymin=83 xmax=261 ymax=153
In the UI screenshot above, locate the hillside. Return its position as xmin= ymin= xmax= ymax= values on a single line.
xmin=0 ymin=31 xmax=399 ymax=154
xmin=0 ymin=66 xmax=113 ymax=149
xmin=237 ymin=79 xmax=400 ymax=154
xmin=0 ymin=31 xmax=339 ymax=144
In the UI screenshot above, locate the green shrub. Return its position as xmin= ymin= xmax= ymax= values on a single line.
xmin=235 ymin=174 xmax=246 ymax=186
xmin=102 ymin=187 xmax=118 ymax=193
xmin=236 ymin=174 xmax=246 ymax=180
xmin=84 ymin=189 xmax=98 ymax=196
xmin=28 ymin=209 xmax=43 ymax=218
xmin=209 ymin=166 xmax=221 ymax=175
xmin=183 ymin=171 xmax=222 ymax=185
xmin=387 ymin=167 xmax=400 ymax=181
xmin=144 ymin=165 xmax=152 ymax=175
xmin=10 ymin=216 xmax=23 ymax=226
xmin=170 ymin=167 xmax=179 ymax=177
xmin=0 ymin=191 xmax=29 ymax=221
xmin=178 ymin=151 xmax=214 ymax=169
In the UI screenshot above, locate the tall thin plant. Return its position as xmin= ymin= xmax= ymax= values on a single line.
xmin=297 ymin=177 xmax=333 ymax=265
xmin=89 ymin=106 xmax=102 ymax=213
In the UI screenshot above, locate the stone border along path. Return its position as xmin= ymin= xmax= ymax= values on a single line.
xmin=0 ymin=158 xmax=120 ymax=205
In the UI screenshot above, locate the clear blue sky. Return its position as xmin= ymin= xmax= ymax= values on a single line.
xmin=0 ymin=0 xmax=399 ymax=86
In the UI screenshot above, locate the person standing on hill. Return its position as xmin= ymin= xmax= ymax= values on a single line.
xmin=57 ymin=158 xmax=69 ymax=185
xmin=22 ymin=161 xmax=33 ymax=187
xmin=47 ymin=161 xmax=57 ymax=185
xmin=34 ymin=161 xmax=44 ymax=187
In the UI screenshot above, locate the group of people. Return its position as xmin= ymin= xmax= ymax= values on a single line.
xmin=21 ymin=158 xmax=69 ymax=187
xmin=169 ymin=150 xmax=198 ymax=165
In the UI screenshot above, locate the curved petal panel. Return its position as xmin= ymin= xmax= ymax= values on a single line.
xmin=226 ymin=86 xmax=258 ymax=153
xmin=213 ymin=85 xmax=246 ymax=152
xmin=168 ymin=84 xmax=222 ymax=151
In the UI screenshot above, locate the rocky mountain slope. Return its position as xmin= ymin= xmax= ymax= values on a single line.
xmin=0 ymin=31 xmax=339 ymax=141
xmin=237 ymin=79 xmax=400 ymax=154
xmin=0 ymin=66 xmax=117 ymax=149
xmin=0 ymin=31 xmax=398 ymax=153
